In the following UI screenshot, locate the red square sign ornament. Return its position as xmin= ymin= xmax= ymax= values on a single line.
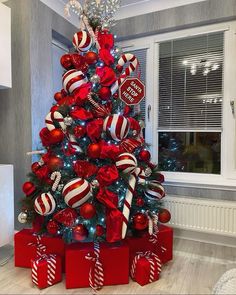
xmin=119 ymin=77 xmax=145 ymax=106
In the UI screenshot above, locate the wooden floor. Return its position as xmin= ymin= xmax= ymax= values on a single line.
xmin=0 ymin=238 xmax=236 ymax=294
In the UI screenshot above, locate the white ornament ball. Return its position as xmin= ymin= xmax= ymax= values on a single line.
xmin=116 ymin=153 xmax=138 ymax=174
xmin=72 ymin=30 xmax=93 ymax=52
xmin=145 ymin=180 xmax=165 ymax=201
xmin=34 ymin=192 xmax=56 ymax=216
xmin=18 ymin=212 xmax=28 ymax=224
xmin=62 ymin=178 xmax=92 ymax=208
xmin=62 ymin=69 xmax=88 ymax=94
xmin=103 ymin=114 xmax=130 ymax=142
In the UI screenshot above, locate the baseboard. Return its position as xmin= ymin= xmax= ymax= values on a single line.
xmin=174 ymin=227 xmax=236 ymax=248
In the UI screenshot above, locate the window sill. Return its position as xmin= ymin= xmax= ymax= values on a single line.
xmin=162 ymin=171 xmax=236 ymax=191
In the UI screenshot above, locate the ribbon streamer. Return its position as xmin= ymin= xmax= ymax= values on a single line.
xmin=85 ymin=242 xmax=104 ymax=293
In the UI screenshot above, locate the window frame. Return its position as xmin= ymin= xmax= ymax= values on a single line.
xmin=118 ymin=21 xmax=236 ymax=188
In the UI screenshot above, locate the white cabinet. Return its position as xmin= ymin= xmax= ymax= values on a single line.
xmin=0 ymin=2 xmax=11 ymax=89
xmin=0 ymin=165 xmax=14 ymax=247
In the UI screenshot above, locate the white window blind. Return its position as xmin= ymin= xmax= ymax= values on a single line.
xmin=124 ymin=48 xmax=147 ymax=120
xmin=158 ymin=32 xmax=224 ymax=131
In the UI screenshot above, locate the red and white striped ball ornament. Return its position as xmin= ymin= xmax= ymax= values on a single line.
xmin=116 ymin=153 xmax=138 ymax=174
xmin=103 ymin=114 xmax=130 ymax=141
xmin=72 ymin=31 xmax=93 ymax=52
xmin=145 ymin=180 xmax=165 ymax=201
xmin=62 ymin=69 xmax=88 ymax=94
xmin=62 ymin=178 xmax=92 ymax=208
xmin=34 ymin=192 xmax=56 ymax=216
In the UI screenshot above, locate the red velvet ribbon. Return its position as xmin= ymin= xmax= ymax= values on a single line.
xmin=96 ymin=188 xmax=123 ymax=243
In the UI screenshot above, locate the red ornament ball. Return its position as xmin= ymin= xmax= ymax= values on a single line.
xmin=133 ymin=213 xmax=148 ymax=230
xmin=158 ymin=209 xmax=171 ymax=223
xmin=54 ymin=92 xmax=63 ymax=102
xmin=113 ymin=93 xmax=119 ymax=99
xmin=70 ymin=53 xmax=86 ymax=70
xmin=98 ymin=87 xmax=111 ymax=101
xmin=50 ymin=129 xmax=64 ymax=144
xmin=74 ymin=125 xmax=86 ymax=138
xmin=85 ymin=51 xmax=98 ymax=65
xmin=96 ymin=225 xmax=105 ymax=237
xmin=73 ymin=224 xmax=88 ymax=241
xmin=136 ymin=197 xmax=145 ymax=207
xmin=139 ymin=149 xmax=151 ymax=162
xmin=31 ymin=162 xmax=41 ymax=173
xmin=60 ymin=54 xmax=73 ymax=70
xmin=22 ymin=181 xmax=36 ymax=196
xmin=47 ymin=156 xmax=63 ymax=171
xmin=50 ymin=105 xmax=59 ymax=112
xmin=47 ymin=220 xmax=60 ymax=235
xmin=80 ymin=203 xmax=96 ymax=219
xmin=87 ymin=143 xmax=101 ymax=159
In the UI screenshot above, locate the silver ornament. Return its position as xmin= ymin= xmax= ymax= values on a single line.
xmin=91 ymin=179 xmax=99 ymax=188
xmin=90 ymin=74 xmax=101 ymax=84
xmin=145 ymin=167 xmax=152 ymax=177
xmin=64 ymin=116 xmax=73 ymax=126
xmin=102 ymin=22 xmax=110 ymax=30
xmin=18 ymin=212 xmax=28 ymax=224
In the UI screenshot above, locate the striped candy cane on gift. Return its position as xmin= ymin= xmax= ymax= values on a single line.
xmin=45 ymin=111 xmax=67 ymax=131
xmin=122 ymin=167 xmax=140 ymax=239
xmin=111 ymin=53 xmax=139 ymax=95
xmin=85 ymin=242 xmax=104 ymax=293
xmin=31 ymin=254 xmax=57 ymax=287
xmin=130 ymin=251 xmax=162 ymax=283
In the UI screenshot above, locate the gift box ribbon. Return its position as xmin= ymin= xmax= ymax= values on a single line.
xmin=28 ymin=235 xmax=47 ymax=257
xmin=85 ymin=242 xmax=104 ymax=293
xmin=131 ymin=251 xmax=162 ymax=284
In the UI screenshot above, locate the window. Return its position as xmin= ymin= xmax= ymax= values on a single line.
xmin=158 ymin=32 xmax=224 ymax=174
xmin=119 ymin=21 xmax=236 ymax=187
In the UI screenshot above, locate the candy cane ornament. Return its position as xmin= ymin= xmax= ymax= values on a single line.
xmin=45 ymin=111 xmax=66 ymax=131
xmin=122 ymin=167 xmax=140 ymax=239
xmin=51 ymin=172 xmax=62 ymax=192
xmin=111 ymin=53 xmax=139 ymax=94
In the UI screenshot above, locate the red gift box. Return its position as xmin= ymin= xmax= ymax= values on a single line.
xmin=65 ymin=241 xmax=129 ymax=289
xmin=130 ymin=251 xmax=162 ymax=286
xmin=31 ymin=254 xmax=62 ymax=289
xmin=156 ymin=225 xmax=173 ymax=264
xmin=126 ymin=224 xmax=173 ymax=265
xmin=14 ymin=229 xmax=65 ymax=270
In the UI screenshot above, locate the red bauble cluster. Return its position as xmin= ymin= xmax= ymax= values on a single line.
xmin=50 ymin=129 xmax=64 ymax=144
xmin=47 ymin=220 xmax=60 ymax=235
xmin=133 ymin=213 xmax=148 ymax=230
xmin=47 ymin=156 xmax=63 ymax=171
xmin=60 ymin=52 xmax=98 ymax=71
xmin=136 ymin=197 xmax=145 ymax=207
xmin=80 ymin=203 xmax=96 ymax=219
xmin=87 ymin=143 xmax=101 ymax=159
xmin=74 ymin=125 xmax=86 ymax=138
xmin=31 ymin=162 xmax=41 ymax=173
xmin=73 ymin=224 xmax=88 ymax=241
xmin=139 ymin=149 xmax=151 ymax=162
xmin=22 ymin=181 xmax=36 ymax=196
xmin=159 ymin=209 xmax=171 ymax=223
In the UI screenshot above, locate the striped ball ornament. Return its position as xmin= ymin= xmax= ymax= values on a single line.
xmin=145 ymin=180 xmax=165 ymax=201
xmin=72 ymin=31 xmax=92 ymax=52
xmin=62 ymin=178 xmax=92 ymax=208
xmin=34 ymin=192 xmax=56 ymax=216
xmin=116 ymin=153 xmax=137 ymax=174
xmin=62 ymin=69 xmax=88 ymax=94
xmin=103 ymin=114 xmax=130 ymax=141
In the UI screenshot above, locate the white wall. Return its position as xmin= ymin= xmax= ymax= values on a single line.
xmin=0 ymin=2 xmax=11 ymax=88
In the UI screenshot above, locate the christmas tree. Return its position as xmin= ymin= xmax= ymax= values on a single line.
xmin=18 ymin=0 xmax=171 ymax=244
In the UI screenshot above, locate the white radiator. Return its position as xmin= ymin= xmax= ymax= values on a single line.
xmin=163 ymin=196 xmax=236 ymax=237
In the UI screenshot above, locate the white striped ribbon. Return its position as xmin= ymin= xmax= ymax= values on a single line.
xmin=130 ymin=251 xmax=162 ymax=284
xmin=85 ymin=242 xmax=104 ymax=293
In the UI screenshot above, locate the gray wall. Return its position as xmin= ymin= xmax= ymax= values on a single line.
xmin=114 ymin=0 xmax=236 ymax=201
xmin=0 ymin=0 xmax=77 ymax=229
